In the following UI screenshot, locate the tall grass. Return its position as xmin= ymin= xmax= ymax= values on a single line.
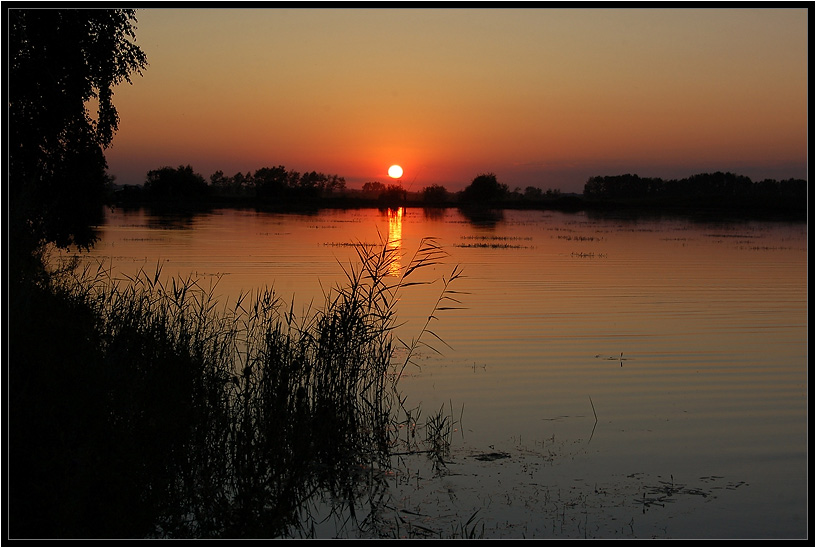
xmin=10 ymin=237 xmax=463 ymax=538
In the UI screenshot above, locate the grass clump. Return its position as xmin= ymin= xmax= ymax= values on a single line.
xmin=9 ymin=238 xmax=463 ymax=539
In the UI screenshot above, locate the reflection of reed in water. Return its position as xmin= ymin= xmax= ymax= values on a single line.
xmin=387 ymin=207 xmax=403 ymax=276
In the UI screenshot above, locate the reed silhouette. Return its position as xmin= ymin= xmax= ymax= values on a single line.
xmin=9 ymin=239 xmax=464 ymax=538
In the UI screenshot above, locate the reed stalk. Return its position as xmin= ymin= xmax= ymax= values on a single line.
xmin=12 ymin=236 xmax=463 ymax=538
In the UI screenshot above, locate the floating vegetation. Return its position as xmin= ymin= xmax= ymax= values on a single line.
xmin=323 ymin=241 xmax=379 ymax=247
xmin=705 ymin=233 xmax=756 ymax=239
xmin=633 ymin=474 xmax=740 ymax=513
xmin=454 ymin=243 xmax=532 ymax=249
xmin=472 ymin=451 xmax=511 ymax=461
xmin=460 ymin=235 xmax=533 ymax=241
xmin=571 ymin=252 xmax=607 ymax=259
xmin=556 ymin=235 xmax=603 ymax=242
xmin=742 ymin=245 xmax=797 ymax=251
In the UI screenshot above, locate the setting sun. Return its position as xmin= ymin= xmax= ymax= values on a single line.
xmin=387 ymin=164 xmax=403 ymax=179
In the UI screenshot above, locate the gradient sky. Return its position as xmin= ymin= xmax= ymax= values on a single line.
xmin=104 ymin=7 xmax=809 ymax=193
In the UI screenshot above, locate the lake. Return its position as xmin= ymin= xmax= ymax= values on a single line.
xmin=73 ymin=205 xmax=808 ymax=539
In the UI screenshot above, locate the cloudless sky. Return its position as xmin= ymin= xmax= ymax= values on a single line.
xmin=105 ymin=7 xmax=809 ymax=193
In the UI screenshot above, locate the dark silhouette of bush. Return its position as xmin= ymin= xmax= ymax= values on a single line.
xmin=583 ymin=171 xmax=806 ymax=216
xmin=460 ymin=173 xmax=509 ymax=204
xmin=144 ymin=165 xmax=210 ymax=201
xmin=378 ymin=184 xmax=407 ymax=206
xmin=254 ymin=165 xmax=289 ymax=201
xmin=361 ymin=181 xmax=386 ymax=197
xmin=422 ymin=184 xmax=449 ymax=204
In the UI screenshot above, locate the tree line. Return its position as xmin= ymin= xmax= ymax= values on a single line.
xmin=115 ymin=167 xmax=566 ymax=208
xmin=115 ymin=167 xmax=806 ymax=217
xmin=118 ymin=164 xmax=348 ymax=203
xmin=583 ymin=172 xmax=807 ymax=212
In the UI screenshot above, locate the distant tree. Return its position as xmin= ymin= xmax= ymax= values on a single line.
xmin=144 ymin=165 xmax=209 ymax=200
xmin=295 ymin=171 xmax=326 ymax=198
xmin=326 ymin=174 xmax=347 ymax=194
xmin=209 ymin=170 xmax=229 ymax=188
xmin=362 ymin=181 xmax=386 ymax=194
xmin=422 ymin=184 xmax=448 ymax=203
xmin=777 ymin=178 xmax=807 ymax=202
xmin=210 ymin=170 xmax=249 ymax=198
xmin=9 ymin=8 xmax=148 ymax=251
xmin=232 ymin=171 xmax=254 ymax=195
xmin=461 ymin=173 xmax=509 ymax=203
xmin=255 ymin=166 xmax=289 ymax=200
xmin=379 ymin=184 xmax=406 ymax=205
xmin=584 ymin=174 xmax=661 ymax=200
xmin=286 ymin=170 xmax=301 ymax=190
xmin=524 ymin=186 xmax=543 ymax=200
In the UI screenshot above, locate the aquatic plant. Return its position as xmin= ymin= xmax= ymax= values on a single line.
xmin=9 ymin=238 xmax=464 ymax=538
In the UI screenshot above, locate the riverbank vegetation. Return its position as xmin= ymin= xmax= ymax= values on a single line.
xmin=112 ymin=165 xmax=807 ymax=220
xmin=10 ymin=239 xmax=465 ymax=538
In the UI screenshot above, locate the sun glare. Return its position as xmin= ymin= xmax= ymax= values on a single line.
xmin=388 ymin=165 xmax=403 ymax=179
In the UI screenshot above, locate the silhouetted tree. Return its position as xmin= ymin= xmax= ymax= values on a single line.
xmin=362 ymin=181 xmax=386 ymax=194
xmin=9 ymin=9 xmax=149 ymax=538
xmin=582 ymin=171 xmax=806 ymax=216
xmin=524 ymin=186 xmax=543 ymax=200
xmin=422 ymin=184 xmax=448 ymax=203
xmin=144 ymin=165 xmax=209 ymax=201
xmin=233 ymin=171 xmax=255 ymax=195
xmin=379 ymin=184 xmax=407 ymax=206
xmin=294 ymin=170 xmax=326 ymax=199
xmin=461 ymin=173 xmax=509 ymax=204
xmin=9 ymin=9 xmax=147 ymax=252
xmin=325 ymin=174 xmax=347 ymax=194
xmin=255 ymin=166 xmax=289 ymax=200
xmin=210 ymin=170 xmax=229 ymax=189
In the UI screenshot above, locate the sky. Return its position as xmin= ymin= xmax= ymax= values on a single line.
xmin=104 ymin=7 xmax=809 ymax=194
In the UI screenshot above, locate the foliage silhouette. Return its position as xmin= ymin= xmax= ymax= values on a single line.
xmin=583 ymin=171 xmax=807 ymax=215
xmin=460 ymin=173 xmax=509 ymax=204
xmin=144 ymin=165 xmax=210 ymax=201
xmin=114 ymin=164 xmax=806 ymax=221
xmin=362 ymin=182 xmax=387 ymax=194
xmin=422 ymin=184 xmax=449 ymax=204
xmin=378 ymin=184 xmax=407 ymax=207
xmin=9 ymin=240 xmax=464 ymax=538
xmin=9 ymin=8 xmax=147 ymax=252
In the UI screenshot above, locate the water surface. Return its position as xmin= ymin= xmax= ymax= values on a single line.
xmin=77 ymin=206 xmax=808 ymax=539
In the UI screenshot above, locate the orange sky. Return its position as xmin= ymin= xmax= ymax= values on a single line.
xmin=104 ymin=7 xmax=809 ymax=193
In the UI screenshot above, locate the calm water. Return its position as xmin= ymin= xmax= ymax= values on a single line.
xmin=76 ymin=206 xmax=808 ymax=539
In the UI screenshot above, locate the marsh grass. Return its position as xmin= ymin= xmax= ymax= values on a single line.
xmin=10 ymin=237 xmax=465 ymax=538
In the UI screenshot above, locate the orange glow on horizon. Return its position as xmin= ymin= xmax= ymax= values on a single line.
xmin=102 ymin=8 xmax=807 ymax=192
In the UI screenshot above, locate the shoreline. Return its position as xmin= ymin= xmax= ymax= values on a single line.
xmin=108 ymin=193 xmax=809 ymax=223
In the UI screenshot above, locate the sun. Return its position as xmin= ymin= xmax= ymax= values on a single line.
xmin=388 ymin=164 xmax=403 ymax=179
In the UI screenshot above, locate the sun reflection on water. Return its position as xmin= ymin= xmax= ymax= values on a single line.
xmin=387 ymin=207 xmax=403 ymax=276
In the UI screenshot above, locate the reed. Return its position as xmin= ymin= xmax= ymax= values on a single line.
xmin=10 ymin=237 xmax=463 ymax=538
